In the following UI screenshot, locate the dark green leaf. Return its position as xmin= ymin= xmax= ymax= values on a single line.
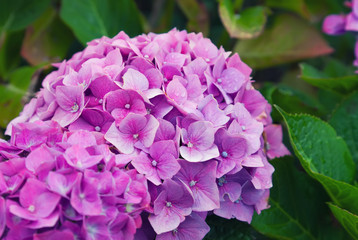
xmin=277 ymin=107 xmax=358 ymax=215
xmin=0 ymin=0 xmax=50 ymax=33
xmin=252 ymin=157 xmax=348 ymax=240
xmin=176 ymin=0 xmax=209 ymax=36
xmin=329 ymin=92 xmax=358 ymax=178
xmin=0 ymin=66 xmax=39 ymax=128
xmin=60 ymin=0 xmax=144 ymax=45
xmin=328 ymin=203 xmax=358 ymax=240
xmin=219 ymin=0 xmax=268 ymax=39
xmin=265 ymin=0 xmax=309 ymax=18
xmin=300 ymin=63 xmax=358 ymax=94
xmin=0 ymin=31 xmax=24 ymax=78
xmin=234 ymin=14 xmax=333 ymax=69
xmin=21 ymin=7 xmax=74 ymax=66
xmin=276 ymin=108 xmax=354 ymax=182
xmin=205 ymin=215 xmax=267 ymax=240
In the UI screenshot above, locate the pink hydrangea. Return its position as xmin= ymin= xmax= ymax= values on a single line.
xmin=0 ymin=29 xmax=289 ymax=239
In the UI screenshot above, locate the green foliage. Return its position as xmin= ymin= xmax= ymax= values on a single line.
xmin=252 ymin=157 xmax=348 ymax=240
xmin=328 ymin=203 xmax=358 ymax=240
xmin=300 ymin=63 xmax=358 ymax=94
xmin=277 ymin=108 xmax=358 ymax=217
xmin=234 ymin=14 xmax=333 ymax=69
xmin=60 ymin=0 xmax=143 ymax=44
xmin=0 ymin=0 xmax=50 ymax=33
xmin=329 ymin=92 xmax=358 ymax=175
xmin=0 ymin=66 xmax=39 ymax=128
xmin=219 ymin=0 xmax=268 ymax=39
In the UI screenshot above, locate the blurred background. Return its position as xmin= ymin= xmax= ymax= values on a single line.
xmin=0 ymin=0 xmax=356 ymax=239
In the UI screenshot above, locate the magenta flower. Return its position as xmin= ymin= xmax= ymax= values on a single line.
xmin=0 ymin=197 xmax=5 ymax=236
xmin=180 ymin=121 xmax=219 ymax=162
xmin=69 ymin=108 xmax=114 ymax=133
xmin=70 ymin=173 xmax=102 ymax=216
xmin=104 ymin=89 xmax=147 ymax=122
xmin=105 ymin=113 xmax=159 ymax=154
xmin=175 ymin=160 xmax=220 ymax=211
xmin=214 ymin=129 xmax=247 ymax=177
xmin=52 ymin=86 xmax=85 ymax=127
xmin=156 ymin=213 xmax=210 ymax=240
xmin=9 ymin=178 xmax=61 ymax=223
xmin=132 ymin=140 xmax=180 ymax=185
xmin=264 ymin=124 xmax=290 ymax=159
xmin=148 ymin=179 xmax=194 ymax=234
xmin=0 ymin=28 xmax=284 ymax=239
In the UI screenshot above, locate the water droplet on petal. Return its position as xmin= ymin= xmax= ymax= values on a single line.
xmin=71 ymin=103 xmax=79 ymax=113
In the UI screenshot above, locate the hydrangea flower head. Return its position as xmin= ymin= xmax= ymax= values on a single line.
xmin=0 ymin=29 xmax=289 ymax=239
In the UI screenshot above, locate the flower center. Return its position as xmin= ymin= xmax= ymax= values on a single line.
xmin=71 ymin=103 xmax=79 ymax=112
xmin=166 ymin=201 xmax=172 ymax=208
xmin=28 ymin=205 xmax=35 ymax=213
xmin=221 ymin=151 xmax=228 ymax=158
xmin=79 ymin=193 xmax=85 ymax=199
xmin=172 ymin=229 xmax=178 ymax=235
xmin=187 ymin=142 xmax=193 ymax=148
xmin=151 ymin=160 xmax=158 ymax=167
xmin=144 ymin=54 xmax=149 ymax=59
xmin=217 ymin=176 xmax=227 ymax=186
xmin=146 ymin=108 xmax=152 ymax=114
xmin=217 ymin=78 xmax=222 ymax=84
xmin=241 ymin=125 xmax=246 ymax=131
xmin=133 ymin=133 xmax=139 ymax=139
xmin=95 ymin=126 xmax=101 ymax=132
xmin=189 ymin=180 xmax=197 ymax=187
xmin=98 ymin=99 xmax=103 ymax=104
xmin=124 ymin=103 xmax=131 ymax=109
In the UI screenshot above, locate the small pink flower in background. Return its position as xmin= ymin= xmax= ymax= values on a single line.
xmin=0 ymin=28 xmax=288 ymax=239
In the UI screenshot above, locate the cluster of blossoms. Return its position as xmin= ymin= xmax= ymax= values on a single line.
xmin=323 ymin=0 xmax=358 ymax=68
xmin=0 ymin=29 xmax=289 ymax=239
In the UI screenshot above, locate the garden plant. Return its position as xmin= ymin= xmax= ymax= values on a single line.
xmin=1 ymin=0 xmax=358 ymax=239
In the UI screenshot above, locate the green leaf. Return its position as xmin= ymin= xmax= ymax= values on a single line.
xmin=329 ymin=92 xmax=358 ymax=178
xmin=0 ymin=0 xmax=50 ymax=33
xmin=275 ymin=108 xmax=354 ymax=182
xmin=0 ymin=66 xmax=39 ymax=128
xmin=300 ymin=63 xmax=358 ymax=95
xmin=60 ymin=0 xmax=144 ymax=45
xmin=219 ymin=0 xmax=268 ymax=39
xmin=252 ymin=157 xmax=348 ymax=240
xmin=21 ymin=7 xmax=74 ymax=66
xmin=265 ymin=0 xmax=309 ymax=18
xmin=205 ymin=216 xmax=267 ymax=240
xmin=176 ymin=0 xmax=209 ymax=36
xmin=328 ymin=203 xmax=358 ymax=240
xmin=0 ymin=31 xmax=24 ymax=78
xmin=277 ymin=107 xmax=358 ymax=215
xmin=234 ymin=14 xmax=333 ymax=69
